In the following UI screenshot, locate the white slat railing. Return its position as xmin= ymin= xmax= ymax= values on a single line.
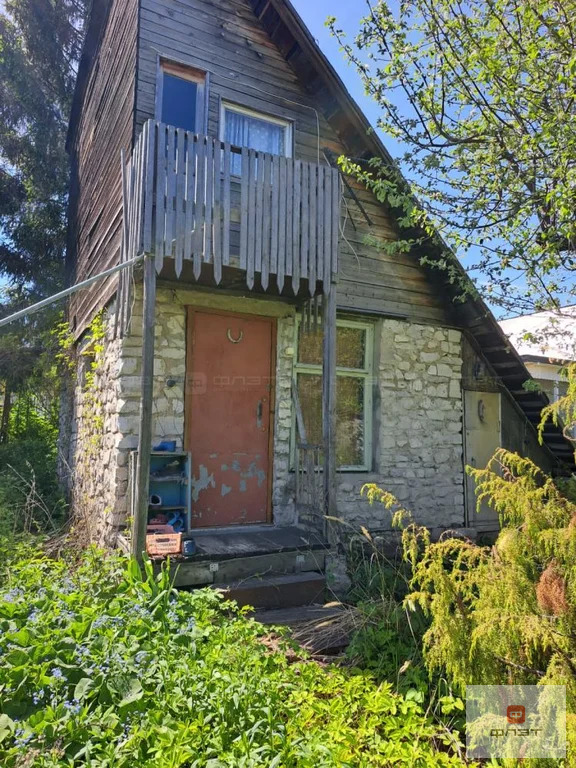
xmin=125 ymin=120 xmax=340 ymax=295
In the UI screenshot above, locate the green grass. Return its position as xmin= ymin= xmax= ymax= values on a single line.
xmin=0 ymin=538 xmax=468 ymax=767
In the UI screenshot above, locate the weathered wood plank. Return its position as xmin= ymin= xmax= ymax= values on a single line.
xmin=277 ymin=155 xmax=287 ymax=292
xmin=331 ymin=169 xmax=340 ymax=277
xmin=239 ymin=146 xmax=249 ymax=270
xmin=222 ymin=142 xmax=231 ymax=266
xmin=270 ymin=153 xmax=279 ymax=278
xmin=165 ymin=125 xmax=177 ymax=258
xmin=204 ymin=136 xmax=214 ymax=264
xmin=246 ymin=148 xmax=257 ymax=289
xmin=174 ymin=128 xmax=186 ymax=276
xmin=213 ymin=135 xmax=222 ymax=284
xmin=285 ymin=158 xmax=293 ymax=281
xmin=300 ymin=162 xmax=309 ymax=282
xmin=291 ymin=159 xmax=301 ymax=294
xmin=183 ymin=130 xmax=196 ymax=266
xmin=132 ymin=252 xmax=157 ymax=561
xmin=193 ymin=134 xmax=205 ymax=280
xmin=316 ymin=165 xmax=325 ymax=289
xmin=142 ymin=120 xmax=155 ymax=253
xmin=255 ymin=150 xmax=265 ymax=276
xmin=322 ymin=280 xmax=337 ymax=535
xmin=323 ymin=166 xmax=332 ymax=288
xmin=308 ymin=163 xmax=317 ymax=295
xmin=261 ymin=152 xmax=272 ymax=291
xmin=154 ymin=123 xmax=167 ymax=271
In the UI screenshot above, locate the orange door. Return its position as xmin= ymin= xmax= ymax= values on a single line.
xmin=187 ymin=309 xmax=274 ymax=527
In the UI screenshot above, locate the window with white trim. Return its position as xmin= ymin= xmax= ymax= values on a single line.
xmin=221 ymin=102 xmax=292 ymax=174
xmin=293 ymin=318 xmax=374 ymax=471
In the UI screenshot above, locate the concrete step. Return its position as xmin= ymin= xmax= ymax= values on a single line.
xmin=220 ymin=571 xmax=326 ymax=609
xmin=170 ymin=549 xmax=325 ymax=588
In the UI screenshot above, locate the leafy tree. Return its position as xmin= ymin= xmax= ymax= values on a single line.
xmin=329 ymin=1 xmax=576 ymax=314
xmin=0 ymin=0 xmax=87 ymax=443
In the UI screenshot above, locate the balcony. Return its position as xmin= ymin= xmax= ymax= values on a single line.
xmin=123 ymin=119 xmax=341 ymax=296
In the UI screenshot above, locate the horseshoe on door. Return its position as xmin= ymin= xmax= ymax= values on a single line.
xmin=227 ymin=328 xmax=243 ymax=344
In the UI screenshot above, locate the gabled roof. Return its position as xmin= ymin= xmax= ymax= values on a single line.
xmin=68 ymin=0 xmax=575 ymax=471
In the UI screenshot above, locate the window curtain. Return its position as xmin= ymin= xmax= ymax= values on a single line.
xmin=225 ymin=110 xmax=285 ymax=156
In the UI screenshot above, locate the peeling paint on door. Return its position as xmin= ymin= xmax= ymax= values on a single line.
xmin=191 ymin=464 xmax=216 ymax=502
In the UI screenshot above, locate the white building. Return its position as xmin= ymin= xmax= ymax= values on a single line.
xmin=500 ymin=307 xmax=576 ymax=436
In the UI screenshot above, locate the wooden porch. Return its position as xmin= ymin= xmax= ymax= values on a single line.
xmin=120 ymin=119 xmax=342 ymax=562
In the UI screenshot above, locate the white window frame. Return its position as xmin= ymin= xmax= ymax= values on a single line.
xmin=155 ymin=59 xmax=208 ymax=134
xmin=219 ymin=101 xmax=293 ymax=158
xmin=292 ymin=317 xmax=374 ymax=472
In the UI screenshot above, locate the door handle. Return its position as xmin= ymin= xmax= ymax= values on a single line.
xmin=256 ymin=399 xmax=263 ymax=429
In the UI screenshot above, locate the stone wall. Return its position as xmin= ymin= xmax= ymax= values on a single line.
xmin=332 ymin=319 xmax=465 ymax=534
xmin=68 ymin=303 xmax=128 ymax=546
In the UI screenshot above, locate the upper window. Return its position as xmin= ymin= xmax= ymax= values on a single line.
xmin=221 ymin=103 xmax=292 ymax=172
xmin=156 ymin=62 xmax=206 ymax=133
xmin=293 ymin=319 xmax=374 ymax=471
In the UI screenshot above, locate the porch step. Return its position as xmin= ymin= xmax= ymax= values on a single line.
xmin=167 ymin=526 xmax=328 ymax=588
xmin=171 ymin=549 xmax=325 ymax=588
xmin=220 ymin=572 xmax=326 ymax=609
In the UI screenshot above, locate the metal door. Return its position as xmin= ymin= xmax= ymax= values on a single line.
xmin=187 ymin=309 xmax=274 ymax=526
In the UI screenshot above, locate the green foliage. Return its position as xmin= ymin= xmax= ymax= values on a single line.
xmin=0 ymin=436 xmax=66 ymax=536
xmin=0 ymin=541 xmax=468 ymax=766
xmin=540 ymin=363 xmax=576 ymax=445
xmin=78 ymin=311 xmax=106 ymax=459
xmin=346 ymin=597 xmax=430 ymax=703
xmin=328 ymin=1 xmax=576 ymax=313
xmin=345 ymin=537 xmax=427 ymax=700
xmin=345 ymin=491 xmax=466 ymax=747
xmin=0 ymin=0 xmax=88 ymax=497
xmin=398 ymin=449 xmax=576 ymax=766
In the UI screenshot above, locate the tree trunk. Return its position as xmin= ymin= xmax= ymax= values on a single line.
xmin=0 ymin=381 xmax=12 ymax=444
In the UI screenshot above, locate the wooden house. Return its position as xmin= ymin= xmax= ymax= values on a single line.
xmin=64 ymin=0 xmax=574 ymax=599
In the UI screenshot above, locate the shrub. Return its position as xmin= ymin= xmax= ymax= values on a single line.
xmin=402 ymin=449 xmax=576 ymax=764
xmin=344 ymin=541 xmax=431 ymax=702
xmin=0 ymin=437 xmax=66 ymax=535
xmin=0 ymin=540 xmax=468 ymax=766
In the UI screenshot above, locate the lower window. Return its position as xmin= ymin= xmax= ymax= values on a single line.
xmin=293 ymin=318 xmax=374 ymax=470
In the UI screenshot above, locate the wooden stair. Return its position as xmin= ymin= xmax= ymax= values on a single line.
xmin=221 ymin=572 xmax=326 ymax=609
xmin=162 ymin=526 xmax=329 ymax=609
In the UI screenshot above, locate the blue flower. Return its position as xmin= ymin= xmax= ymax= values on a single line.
xmin=63 ymin=699 xmax=81 ymax=715
xmin=3 ymin=588 xmax=24 ymax=603
xmin=51 ymin=667 xmax=64 ymax=680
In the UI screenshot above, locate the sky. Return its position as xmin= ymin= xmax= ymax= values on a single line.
xmin=291 ymin=2 xmax=383 ymax=140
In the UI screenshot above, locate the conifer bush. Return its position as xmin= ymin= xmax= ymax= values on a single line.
xmin=399 ymin=448 xmax=576 ymax=764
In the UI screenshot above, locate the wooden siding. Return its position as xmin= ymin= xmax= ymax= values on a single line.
xmin=124 ymin=121 xmax=339 ymax=294
xmin=68 ymin=0 xmax=139 ymax=334
xmin=135 ymin=0 xmax=448 ymax=324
